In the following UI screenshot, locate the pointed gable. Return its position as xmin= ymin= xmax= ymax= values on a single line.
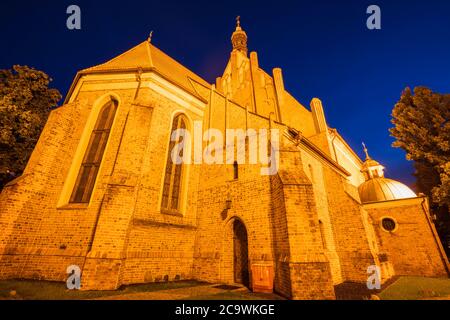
xmin=79 ymin=41 xmax=211 ymax=98
xmin=81 ymin=41 xmax=153 ymax=72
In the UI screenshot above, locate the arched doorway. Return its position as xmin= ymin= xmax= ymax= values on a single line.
xmin=233 ymin=219 xmax=249 ymax=288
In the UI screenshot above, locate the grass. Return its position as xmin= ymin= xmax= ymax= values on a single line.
xmin=184 ymin=291 xmax=285 ymax=300
xmin=379 ymin=276 xmax=450 ymax=300
xmin=0 ymin=279 xmax=209 ymax=300
xmin=3 ymin=276 xmax=449 ymax=300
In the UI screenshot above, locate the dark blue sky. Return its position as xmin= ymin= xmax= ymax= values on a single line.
xmin=1 ymin=0 xmax=449 ymax=187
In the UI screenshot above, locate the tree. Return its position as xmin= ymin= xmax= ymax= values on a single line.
xmin=390 ymin=86 xmax=450 ymax=252
xmin=390 ymin=86 xmax=450 ymax=205
xmin=0 ymin=65 xmax=61 ymax=189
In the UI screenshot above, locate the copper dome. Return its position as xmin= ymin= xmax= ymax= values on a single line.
xmin=358 ymin=177 xmax=416 ymax=203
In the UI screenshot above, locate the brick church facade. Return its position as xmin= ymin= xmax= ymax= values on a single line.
xmin=0 ymin=20 xmax=448 ymax=299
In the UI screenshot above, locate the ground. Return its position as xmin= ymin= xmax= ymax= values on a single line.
xmin=0 ymin=280 xmax=284 ymax=300
xmin=379 ymin=276 xmax=450 ymax=300
xmin=0 ymin=277 xmax=449 ymax=300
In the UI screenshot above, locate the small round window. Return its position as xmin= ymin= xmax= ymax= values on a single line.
xmin=381 ymin=217 xmax=397 ymax=232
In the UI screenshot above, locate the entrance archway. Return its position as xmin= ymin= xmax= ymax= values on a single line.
xmin=233 ymin=219 xmax=249 ymax=288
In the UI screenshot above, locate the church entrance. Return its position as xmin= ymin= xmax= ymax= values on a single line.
xmin=233 ymin=219 xmax=249 ymax=288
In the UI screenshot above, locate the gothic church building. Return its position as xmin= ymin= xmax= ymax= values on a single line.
xmin=0 ymin=20 xmax=448 ymax=299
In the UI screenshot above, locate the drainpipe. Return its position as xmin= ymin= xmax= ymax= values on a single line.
xmin=134 ymin=68 xmax=143 ymax=100
xmin=81 ymin=194 xmax=106 ymax=274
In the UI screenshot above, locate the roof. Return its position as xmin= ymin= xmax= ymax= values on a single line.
xmin=358 ymin=177 xmax=417 ymax=203
xmin=328 ymin=128 xmax=364 ymax=165
xmin=77 ymin=41 xmax=211 ymax=99
xmin=361 ymin=158 xmax=383 ymax=171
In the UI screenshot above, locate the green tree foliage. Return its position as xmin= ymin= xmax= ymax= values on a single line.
xmin=0 ymin=65 xmax=61 ymax=189
xmin=390 ymin=87 xmax=450 ymax=251
xmin=390 ymin=87 xmax=450 ymax=206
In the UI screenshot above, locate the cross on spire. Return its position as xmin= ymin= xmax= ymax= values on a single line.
xmin=148 ymin=30 xmax=153 ymax=43
xmin=362 ymin=142 xmax=371 ymax=160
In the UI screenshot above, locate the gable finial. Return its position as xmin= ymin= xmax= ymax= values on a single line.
xmin=362 ymin=142 xmax=371 ymax=160
xmin=148 ymin=30 xmax=153 ymax=43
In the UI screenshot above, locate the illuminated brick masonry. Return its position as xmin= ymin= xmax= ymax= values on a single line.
xmin=0 ymin=19 xmax=448 ymax=299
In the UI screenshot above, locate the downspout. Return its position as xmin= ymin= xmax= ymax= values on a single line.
xmin=134 ymin=67 xmax=143 ymax=100
xmin=81 ymin=194 xmax=106 ymax=275
xmin=86 ymin=195 xmax=105 ymax=255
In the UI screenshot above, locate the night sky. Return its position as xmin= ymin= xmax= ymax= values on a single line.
xmin=1 ymin=0 xmax=449 ymax=188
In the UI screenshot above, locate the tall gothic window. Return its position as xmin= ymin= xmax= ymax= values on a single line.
xmin=161 ymin=114 xmax=187 ymax=212
xmin=70 ymin=99 xmax=118 ymax=203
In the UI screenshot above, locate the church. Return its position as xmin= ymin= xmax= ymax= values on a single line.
xmin=0 ymin=19 xmax=448 ymax=299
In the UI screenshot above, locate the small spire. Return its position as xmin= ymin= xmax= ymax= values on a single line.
xmin=231 ymin=16 xmax=248 ymax=54
xmin=361 ymin=142 xmax=385 ymax=180
xmin=148 ymin=30 xmax=153 ymax=43
xmin=362 ymin=142 xmax=371 ymax=160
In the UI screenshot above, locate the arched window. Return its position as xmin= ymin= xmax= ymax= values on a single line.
xmin=233 ymin=161 xmax=239 ymax=180
xmin=161 ymin=114 xmax=188 ymax=212
xmin=70 ymin=99 xmax=118 ymax=203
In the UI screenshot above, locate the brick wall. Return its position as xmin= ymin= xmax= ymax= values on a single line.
xmin=366 ymin=198 xmax=449 ymax=278
xmin=1 ymin=67 xmax=447 ymax=299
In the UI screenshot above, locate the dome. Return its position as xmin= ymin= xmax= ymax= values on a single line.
xmin=358 ymin=177 xmax=417 ymax=203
